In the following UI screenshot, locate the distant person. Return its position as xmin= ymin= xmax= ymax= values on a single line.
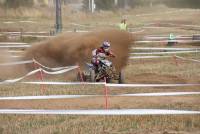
xmin=167 ymin=33 xmax=177 ymax=46
xmin=119 ymin=19 xmax=128 ymax=31
xmin=169 ymin=33 xmax=176 ymax=40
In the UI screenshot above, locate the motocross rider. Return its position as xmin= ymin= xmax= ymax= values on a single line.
xmin=91 ymin=41 xmax=115 ymax=73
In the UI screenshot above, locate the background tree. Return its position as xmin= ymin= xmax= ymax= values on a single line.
xmin=164 ymin=0 xmax=200 ymax=9
xmin=95 ymin=0 xmax=114 ymax=10
xmin=5 ymin=0 xmax=33 ymax=8
xmin=82 ymin=0 xmax=200 ymax=11
xmin=82 ymin=0 xmax=114 ymax=11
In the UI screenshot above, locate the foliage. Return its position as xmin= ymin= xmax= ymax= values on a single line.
xmin=164 ymin=0 xmax=200 ymax=9
xmin=82 ymin=0 xmax=200 ymax=11
xmin=82 ymin=0 xmax=114 ymax=11
xmin=94 ymin=0 xmax=114 ymax=10
xmin=4 ymin=0 xmax=33 ymax=8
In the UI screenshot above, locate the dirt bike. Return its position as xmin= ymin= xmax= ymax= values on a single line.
xmin=77 ymin=57 xmax=124 ymax=83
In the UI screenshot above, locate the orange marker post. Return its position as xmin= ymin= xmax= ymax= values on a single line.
xmin=173 ymin=55 xmax=178 ymax=66
xmin=104 ymin=77 xmax=109 ymax=109
xmin=33 ymin=60 xmax=45 ymax=94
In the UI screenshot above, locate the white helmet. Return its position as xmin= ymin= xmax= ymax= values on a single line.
xmin=102 ymin=41 xmax=110 ymax=52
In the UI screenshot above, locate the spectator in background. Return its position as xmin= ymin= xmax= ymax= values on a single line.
xmin=119 ymin=19 xmax=127 ymax=31
xmin=167 ymin=33 xmax=177 ymax=46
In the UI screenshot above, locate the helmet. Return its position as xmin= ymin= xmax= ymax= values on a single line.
xmin=102 ymin=41 xmax=110 ymax=52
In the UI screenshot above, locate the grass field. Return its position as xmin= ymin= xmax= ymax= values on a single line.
xmin=0 ymin=6 xmax=200 ymax=134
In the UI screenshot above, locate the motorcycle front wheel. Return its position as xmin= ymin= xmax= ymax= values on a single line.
xmin=90 ymin=70 xmax=96 ymax=82
xmin=118 ymin=71 xmax=125 ymax=84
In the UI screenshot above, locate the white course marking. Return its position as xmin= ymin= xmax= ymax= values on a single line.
xmin=0 ymin=109 xmax=199 ymax=115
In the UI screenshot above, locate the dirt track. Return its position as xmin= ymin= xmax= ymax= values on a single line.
xmin=0 ymin=8 xmax=200 ymax=134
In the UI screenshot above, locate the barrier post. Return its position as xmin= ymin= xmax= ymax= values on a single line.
xmin=20 ymin=28 xmax=23 ymax=41
xmin=33 ymin=61 xmax=39 ymax=79
xmin=39 ymin=69 xmax=45 ymax=94
xmin=104 ymin=77 xmax=109 ymax=109
xmin=76 ymin=63 xmax=84 ymax=82
xmin=173 ymin=55 xmax=178 ymax=66
xmin=33 ymin=60 xmax=45 ymax=94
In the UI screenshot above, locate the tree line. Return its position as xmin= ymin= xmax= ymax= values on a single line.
xmin=1 ymin=0 xmax=200 ymax=9
xmin=83 ymin=0 xmax=200 ymax=10
xmin=3 ymin=0 xmax=33 ymax=8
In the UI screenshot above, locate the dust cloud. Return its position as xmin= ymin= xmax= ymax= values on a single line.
xmin=0 ymin=49 xmax=27 ymax=79
xmin=24 ymin=29 xmax=134 ymax=71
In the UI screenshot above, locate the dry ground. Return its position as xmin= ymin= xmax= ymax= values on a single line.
xmin=0 ymin=6 xmax=200 ymax=134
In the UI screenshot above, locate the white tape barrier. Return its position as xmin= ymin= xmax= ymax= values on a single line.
xmin=0 ymin=45 xmax=30 ymax=48
xmin=135 ymin=9 xmax=199 ymax=17
xmin=145 ymin=34 xmax=198 ymax=37
xmin=70 ymin=23 xmax=94 ymax=28
xmin=135 ymin=9 xmax=191 ymax=17
xmin=142 ymin=22 xmax=200 ymax=29
xmin=132 ymin=47 xmax=200 ymax=51
xmin=0 ymin=60 xmax=33 ymax=66
xmin=0 ymin=109 xmax=199 ymax=115
xmin=163 ymin=23 xmax=200 ymax=28
xmin=42 ymin=66 xmax=78 ymax=75
xmin=117 ymin=92 xmax=200 ymax=97
xmin=0 ymin=69 xmax=40 ymax=84
xmin=10 ymin=56 xmax=22 ymax=58
xmin=135 ymin=40 xmax=200 ymax=44
xmin=128 ymin=27 xmax=143 ymax=31
xmin=129 ymin=56 xmax=171 ymax=59
xmin=22 ymin=81 xmax=105 ymax=85
xmin=0 ymin=95 xmax=96 ymax=100
xmin=129 ymin=30 xmax=145 ymax=33
xmin=8 ymin=50 xmax=24 ymax=53
xmin=14 ymin=31 xmax=48 ymax=34
xmin=179 ymin=34 xmax=200 ymax=37
xmin=175 ymin=56 xmax=200 ymax=63
xmin=65 ymin=30 xmax=90 ymax=33
xmin=0 ymin=92 xmax=200 ymax=100
xmin=135 ymin=40 xmax=167 ymax=43
xmin=130 ymin=50 xmax=200 ymax=55
xmin=144 ymin=35 xmax=192 ymax=37
xmin=106 ymin=83 xmax=200 ymax=88
xmin=144 ymin=36 xmax=192 ymax=40
xmin=3 ymin=21 xmax=15 ymax=24
xmin=144 ymin=34 xmax=198 ymax=37
xmin=0 ymin=59 xmax=76 ymax=72
xmin=2 ymin=21 xmax=37 ymax=24
xmin=1 ymin=32 xmax=21 ymax=34
xmin=1 ymin=31 xmax=48 ymax=34
xmin=33 ymin=59 xmax=77 ymax=71
xmin=0 ymin=66 xmax=78 ymax=84
xmin=2 ymin=33 xmax=50 ymax=38
xmin=143 ymin=26 xmax=168 ymax=29
xmin=21 ymin=35 xmax=52 ymax=38
xmin=142 ymin=26 xmax=194 ymax=30
xmin=0 ymin=55 xmax=22 ymax=58
xmin=0 ymin=42 xmax=28 ymax=45
xmin=19 ymin=21 xmax=37 ymax=23
xmin=21 ymin=81 xmax=200 ymax=87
